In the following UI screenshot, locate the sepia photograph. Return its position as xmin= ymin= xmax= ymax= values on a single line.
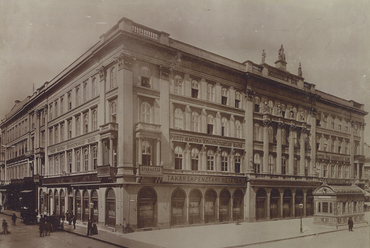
xmin=0 ymin=1 xmax=369 ymax=247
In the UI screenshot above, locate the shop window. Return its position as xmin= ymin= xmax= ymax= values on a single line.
xmin=171 ymin=189 xmax=186 ymax=226
xmin=140 ymin=102 xmax=152 ymax=123
xmin=221 ymin=87 xmax=228 ymax=105
xmin=191 ymin=80 xmax=199 ymax=98
xmin=221 ymin=151 xmax=228 ymax=172
xmin=207 ymin=150 xmax=215 ymax=171
xmin=174 ymin=146 xmax=183 ymax=170
xmin=235 ymin=153 xmax=241 ymax=173
xmin=106 ymin=188 xmax=116 ymax=227
xmin=174 ymin=108 xmax=184 ymax=129
xmin=174 ymin=75 xmax=183 ymax=95
xmin=192 ymin=112 xmax=200 ymax=132
xmin=191 ymin=148 xmax=199 ymax=170
xmin=138 ymin=187 xmax=156 ymax=228
xmin=142 ymin=141 xmax=152 ymax=166
xmin=254 ymin=154 xmax=261 ymax=173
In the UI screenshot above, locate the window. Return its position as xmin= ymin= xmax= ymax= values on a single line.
xmin=174 ymin=146 xmax=183 ymax=170
xmin=141 ymin=67 xmax=151 ymax=88
xmin=49 ymin=128 xmax=53 ymax=145
xmin=110 ymin=101 xmax=116 ymax=123
xmin=331 ymin=165 xmax=335 ymax=178
xmin=254 ymin=124 xmax=261 ymax=141
xmin=92 ymin=110 xmax=98 ymax=130
xmin=221 ymin=151 xmax=228 ymax=171
xmin=174 ymin=75 xmax=183 ymax=95
xmin=191 ymin=80 xmax=199 ymax=98
xmin=68 ymin=91 xmax=72 ymax=110
xmin=207 ymin=115 xmax=214 ymax=135
xmin=221 ymin=117 xmax=229 ymax=136
xmin=323 ymin=165 xmax=328 ymax=178
xmin=60 ymin=154 xmax=65 ymax=174
xmin=60 ymin=97 xmax=64 ymax=115
xmin=338 ymin=165 xmax=342 ymax=178
xmin=93 ymin=146 xmax=98 ymax=170
xmin=235 ymin=91 xmax=241 ymax=108
xmin=68 ymin=152 xmax=72 ymax=173
xmin=207 ymin=84 xmax=215 ymax=102
xmin=55 ymin=155 xmax=59 ymax=175
xmin=142 ymin=141 xmax=152 ymax=166
xmin=254 ymin=154 xmax=261 ymax=173
xmin=83 ymin=81 xmax=89 ymax=102
xmin=41 ymin=111 xmax=45 ymax=125
xmin=49 ymin=104 xmax=53 ymax=120
xmin=191 ymin=148 xmax=199 ymax=170
xmin=110 ymin=67 xmax=117 ymax=89
xmin=207 ymin=150 xmax=214 ymax=170
xmin=83 ymin=113 xmax=89 ymax=134
xmin=294 ymin=157 xmax=298 ymax=175
xmin=254 ymin=97 xmax=260 ymax=112
xmin=41 ymin=131 xmax=45 ymax=147
xmin=67 ymin=120 xmax=72 ymax=139
xmin=322 ymin=202 xmax=328 ymax=213
xmin=76 ymin=86 xmax=80 ymax=106
xmin=282 ymin=157 xmax=287 ymax=175
xmin=192 ymin=112 xmax=200 ymax=132
xmin=84 ymin=149 xmax=89 ymax=171
xmin=76 ymin=116 xmax=81 ymax=136
xmin=49 ymin=156 xmax=54 ymax=175
xmin=236 ymin=120 xmax=242 ymax=138
xmin=54 ymin=126 xmax=59 ymax=143
xmin=174 ymin=108 xmax=184 ymax=129
xmin=76 ymin=150 xmax=81 ymax=172
xmin=221 ymin=88 xmax=228 ymax=105
xmin=268 ymin=155 xmax=274 ymax=174
xmin=92 ymin=78 xmax=98 ymax=97
xmin=140 ymin=102 xmax=152 ymax=123
xmin=55 ymin=101 xmax=58 ymax=117
xmin=235 ymin=153 xmax=241 ymax=173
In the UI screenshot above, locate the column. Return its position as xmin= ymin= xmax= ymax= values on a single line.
xmin=299 ymin=129 xmax=306 ymax=176
xmin=216 ymin=196 xmax=220 ymax=222
xmin=201 ymin=196 xmax=205 ymax=224
xmin=185 ymin=195 xmax=189 ymax=225
xmin=137 ymin=138 xmax=142 ymax=165
xmin=276 ymin=123 xmax=283 ymax=174
xmin=303 ymin=190 xmax=307 ymax=217
xmin=266 ymin=189 xmax=271 ymax=220
xmin=288 ymin=126 xmax=295 ymax=175
xmin=263 ymin=119 xmax=269 ymax=173
xmin=291 ymin=190 xmax=296 ymax=217
xmin=156 ymin=138 xmax=161 ymax=166
xmin=279 ymin=189 xmax=284 ymax=218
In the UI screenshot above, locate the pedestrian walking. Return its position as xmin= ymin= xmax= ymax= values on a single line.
xmin=348 ymin=217 xmax=354 ymax=231
xmin=11 ymin=213 xmax=17 ymax=226
xmin=87 ymin=220 xmax=92 ymax=236
xmin=2 ymin=219 xmax=8 ymax=234
xmin=73 ymin=215 xmax=76 ymax=229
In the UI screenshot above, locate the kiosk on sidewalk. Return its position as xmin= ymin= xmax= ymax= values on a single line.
xmin=313 ymin=182 xmax=365 ymax=226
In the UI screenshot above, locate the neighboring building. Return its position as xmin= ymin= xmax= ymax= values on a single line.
xmin=0 ymin=17 xmax=367 ymax=231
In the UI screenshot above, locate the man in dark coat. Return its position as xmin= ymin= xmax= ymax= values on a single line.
xmin=87 ymin=220 xmax=92 ymax=236
xmin=73 ymin=215 xmax=76 ymax=229
xmin=348 ymin=217 xmax=354 ymax=231
xmin=11 ymin=213 xmax=17 ymax=226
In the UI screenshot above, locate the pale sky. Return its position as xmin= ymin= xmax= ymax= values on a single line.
xmin=1 ymin=0 xmax=370 ymax=142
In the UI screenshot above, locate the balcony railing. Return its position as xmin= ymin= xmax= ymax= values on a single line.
xmin=99 ymin=122 xmax=118 ymax=134
xmin=135 ymin=122 xmax=161 ymax=133
xmin=97 ymin=165 xmax=117 ymax=179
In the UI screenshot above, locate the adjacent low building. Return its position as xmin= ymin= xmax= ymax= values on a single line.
xmin=0 ymin=17 xmax=367 ymax=231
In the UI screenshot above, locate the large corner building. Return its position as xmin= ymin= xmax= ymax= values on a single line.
xmin=0 ymin=17 xmax=367 ymax=231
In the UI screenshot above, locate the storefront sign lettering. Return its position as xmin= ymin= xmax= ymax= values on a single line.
xmin=171 ymin=135 xmax=244 ymax=149
xmin=162 ymin=174 xmax=246 ymax=185
xmin=139 ymin=166 xmax=163 ymax=176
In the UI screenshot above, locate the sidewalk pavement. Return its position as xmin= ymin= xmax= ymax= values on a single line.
xmin=1 ymin=209 xmax=369 ymax=248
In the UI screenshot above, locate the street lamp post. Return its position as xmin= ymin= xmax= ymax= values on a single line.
xmin=299 ymin=203 xmax=303 ymax=233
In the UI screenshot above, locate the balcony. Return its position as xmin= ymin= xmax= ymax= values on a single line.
xmin=136 ymin=122 xmax=161 ymax=133
xmin=354 ymin=155 xmax=366 ymax=163
xmin=99 ymin=122 xmax=118 ymax=139
xmin=97 ymin=165 xmax=117 ymax=180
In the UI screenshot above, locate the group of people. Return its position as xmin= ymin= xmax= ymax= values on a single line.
xmin=65 ymin=211 xmax=77 ymax=229
xmin=86 ymin=219 xmax=98 ymax=236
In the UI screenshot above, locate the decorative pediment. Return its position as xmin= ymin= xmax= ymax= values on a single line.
xmin=314 ymin=186 xmax=335 ymax=195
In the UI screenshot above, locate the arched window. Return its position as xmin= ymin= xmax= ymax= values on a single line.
xmin=221 ymin=151 xmax=228 ymax=171
xmin=191 ymin=80 xmax=199 ymax=98
xmin=235 ymin=120 xmax=242 ymax=138
xmin=191 ymin=148 xmax=199 ymax=170
xmin=221 ymin=87 xmax=228 ymax=105
xmin=174 ymin=75 xmax=183 ymax=95
xmin=142 ymin=141 xmax=152 ymax=166
xmin=93 ymin=146 xmax=98 ymax=170
xmin=83 ymin=113 xmax=89 ymax=134
xmin=92 ymin=110 xmax=97 ymax=130
xmin=84 ymin=149 xmax=89 ymax=171
xmin=207 ymin=84 xmax=215 ymax=102
xmin=235 ymin=91 xmax=242 ymax=108
xmin=221 ymin=117 xmax=229 ymax=137
xmin=110 ymin=67 xmax=117 ymax=89
xmin=110 ymin=101 xmax=117 ymax=123
xmin=174 ymin=108 xmax=184 ymax=130
xmin=207 ymin=114 xmax=215 ymax=135
xmin=76 ymin=150 xmax=81 ymax=172
xmin=141 ymin=67 xmax=151 ymax=88
xmin=141 ymin=102 xmax=152 ymax=123
xmin=207 ymin=150 xmax=215 ymax=171
xmin=106 ymin=188 xmax=116 ymax=227
xmin=192 ymin=112 xmax=200 ymax=132
xmin=174 ymin=146 xmax=183 ymax=170
xmin=254 ymin=153 xmax=261 ymax=173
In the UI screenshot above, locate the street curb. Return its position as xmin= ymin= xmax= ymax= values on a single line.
xmin=62 ymin=228 xmax=129 ymax=248
xmin=224 ymin=224 xmax=369 ymax=248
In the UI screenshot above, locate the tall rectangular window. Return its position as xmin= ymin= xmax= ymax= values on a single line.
xmin=92 ymin=78 xmax=97 ymax=97
xmin=92 ymin=109 xmax=98 ymax=130
xmin=55 ymin=101 xmax=58 ymax=118
xmin=93 ymin=147 xmax=97 ymax=170
xmin=60 ymin=123 xmax=64 ymax=142
xmin=76 ymin=116 xmax=81 ymax=136
xmin=60 ymin=97 xmax=64 ymax=115
xmin=235 ymin=154 xmax=241 ymax=173
xmin=49 ymin=128 xmax=53 ymax=145
xmin=83 ymin=113 xmax=89 ymax=134
xmin=174 ymin=147 xmax=183 ymax=170
xmin=68 ymin=91 xmax=72 ymax=110
xmin=67 ymin=120 xmax=72 ymax=139
xmin=76 ymin=86 xmax=80 ymax=106
xmin=83 ymin=81 xmax=88 ymax=102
